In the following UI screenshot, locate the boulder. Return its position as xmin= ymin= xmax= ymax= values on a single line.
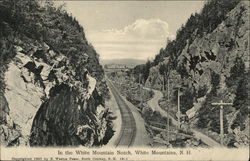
xmin=30 ymin=84 xmax=110 ymax=146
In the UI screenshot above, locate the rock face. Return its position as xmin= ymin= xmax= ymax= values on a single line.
xmin=30 ymin=84 xmax=110 ymax=146
xmin=147 ymin=1 xmax=249 ymax=111
xmin=186 ymin=96 xmax=206 ymax=119
xmin=4 ymin=51 xmax=45 ymax=142
xmin=145 ymin=66 xmax=163 ymax=90
xmin=145 ymin=57 xmax=171 ymax=90
xmin=0 ymin=92 xmax=21 ymax=146
xmin=177 ymin=1 xmax=249 ymax=116
xmin=0 ymin=0 xmax=112 ymax=147
xmin=1 ymin=42 xmax=111 ymax=147
xmin=145 ymin=1 xmax=249 ymax=146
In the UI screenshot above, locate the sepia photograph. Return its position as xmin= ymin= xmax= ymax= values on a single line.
xmin=0 ymin=0 xmax=249 ymax=160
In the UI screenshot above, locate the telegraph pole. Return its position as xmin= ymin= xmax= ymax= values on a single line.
xmin=163 ymin=71 xmax=166 ymax=97
xmin=139 ymin=74 xmax=143 ymax=107
xmin=166 ymin=64 xmax=170 ymax=144
xmin=141 ymin=76 xmax=144 ymax=108
xmin=173 ymin=85 xmax=182 ymax=129
xmin=177 ymin=87 xmax=181 ymax=129
xmin=167 ymin=76 xmax=170 ymax=144
xmin=166 ymin=65 xmax=174 ymax=145
xmin=211 ymin=100 xmax=233 ymax=146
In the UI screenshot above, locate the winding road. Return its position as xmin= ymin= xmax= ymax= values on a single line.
xmin=106 ymin=79 xmax=220 ymax=147
xmin=146 ymin=88 xmax=222 ymax=147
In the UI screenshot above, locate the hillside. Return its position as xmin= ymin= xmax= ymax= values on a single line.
xmin=0 ymin=0 xmax=111 ymax=146
xmin=136 ymin=0 xmax=249 ymax=147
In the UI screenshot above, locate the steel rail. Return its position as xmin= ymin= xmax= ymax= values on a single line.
xmin=107 ymin=79 xmax=136 ymax=147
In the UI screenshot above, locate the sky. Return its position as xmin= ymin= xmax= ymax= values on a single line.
xmin=57 ymin=1 xmax=204 ymax=61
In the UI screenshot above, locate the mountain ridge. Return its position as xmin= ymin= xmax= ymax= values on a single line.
xmin=101 ymin=58 xmax=146 ymax=67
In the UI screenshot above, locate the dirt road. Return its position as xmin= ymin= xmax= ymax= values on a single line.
xmin=146 ymin=88 xmax=221 ymax=147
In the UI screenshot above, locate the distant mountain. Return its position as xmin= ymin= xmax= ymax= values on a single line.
xmin=101 ymin=58 xmax=146 ymax=68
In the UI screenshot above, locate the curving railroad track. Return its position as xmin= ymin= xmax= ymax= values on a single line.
xmin=106 ymin=79 xmax=136 ymax=147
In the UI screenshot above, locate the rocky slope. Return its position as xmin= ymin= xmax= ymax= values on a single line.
xmin=177 ymin=1 xmax=249 ymax=117
xmin=0 ymin=1 xmax=111 ymax=147
xmin=144 ymin=1 xmax=249 ymax=147
xmin=1 ymin=39 xmax=112 ymax=147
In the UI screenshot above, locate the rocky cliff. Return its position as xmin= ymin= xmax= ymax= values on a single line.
xmin=144 ymin=1 xmax=249 ymax=147
xmin=177 ymin=1 xmax=249 ymax=116
xmin=0 ymin=0 xmax=111 ymax=147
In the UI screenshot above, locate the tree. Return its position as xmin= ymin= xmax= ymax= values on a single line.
xmin=226 ymin=57 xmax=245 ymax=88
xmin=147 ymin=0 xmax=241 ymax=77
xmin=159 ymin=63 xmax=168 ymax=76
xmin=231 ymin=71 xmax=249 ymax=130
xmin=143 ymin=59 xmax=152 ymax=82
xmin=159 ymin=63 xmax=168 ymax=91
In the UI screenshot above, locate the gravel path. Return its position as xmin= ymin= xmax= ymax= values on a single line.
xmin=145 ymin=87 xmax=221 ymax=147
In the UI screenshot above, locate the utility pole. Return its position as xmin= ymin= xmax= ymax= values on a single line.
xmin=141 ymin=77 xmax=144 ymax=108
xmin=173 ymin=85 xmax=182 ymax=129
xmin=166 ymin=65 xmax=174 ymax=145
xmin=139 ymin=74 xmax=143 ymax=107
xmin=211 ymin=100 xmax=233 ymax=146
xmin=166 ymin=64 xmax=170 ymax=144
xmin=167 ymin=76 xmax=170 ymax=145
xmin=177 ymin=87 xmax=181 ymax=129
xmin=163 ymin=71 xmax=166 ymax=97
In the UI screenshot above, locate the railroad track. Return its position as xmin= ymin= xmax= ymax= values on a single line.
xmin=106 ymin=79 xmax=136 ymax=147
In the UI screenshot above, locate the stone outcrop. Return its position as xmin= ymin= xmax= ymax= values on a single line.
xmin=176 ymin=1 xmax=249 ymax=117
xmin=0 ymin=92 xmax=21 ymax=146
xmin=29 ymin=84 xmax=110 ymax=146
xmin=1 ymin=41 xmax=112 ymax=147
xmin=146 ymin=1 xmax=249 ymax=114
xmin=0 ymin=0 xmax=111 ymax=147
xmin=145 ymin=1 xmax=249 ymax=147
